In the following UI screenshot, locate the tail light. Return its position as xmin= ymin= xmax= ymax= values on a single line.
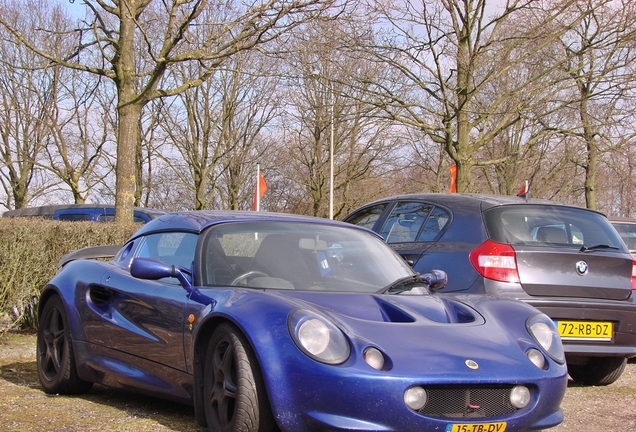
xmin=632 ymin=260 xmax=636 ymax=290
xmin=469 ymin=239 xmax=520 ymax=283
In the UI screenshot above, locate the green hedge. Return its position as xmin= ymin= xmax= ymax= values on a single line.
xmin=0 ymin=218 xmax=140 ymax=329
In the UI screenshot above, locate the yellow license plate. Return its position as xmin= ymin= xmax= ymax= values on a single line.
xmin=556 ymin=320 xmax=612 ymax=341
xmin=446 ymin=423 xmax=506 ymax=432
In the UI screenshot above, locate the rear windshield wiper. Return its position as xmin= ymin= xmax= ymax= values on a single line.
xmin=378 ymin=274 xmax=431 ymax=294
xmin=580 ymin=244 xmax=619 ymax=253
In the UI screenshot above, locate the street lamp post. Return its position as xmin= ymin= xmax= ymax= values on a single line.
xmin=310 ymin=68 xmax=335 ymax=220
xmin=329 ymin=82 xmax=334 ymax=220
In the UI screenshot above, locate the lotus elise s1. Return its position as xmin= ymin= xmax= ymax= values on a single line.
xmin=37 ymin=211 xmax=567 ymax=431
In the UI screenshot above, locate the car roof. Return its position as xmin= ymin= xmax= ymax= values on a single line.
xmin=353 ymin=193 xmax=602 ymax=214
xmin=609 ymin=217 xmax=636 ymax=223
xmin=3 ymin=204 xmax=165 ymax=218
xmin=130 ymin=210 xmax=367 ymax=239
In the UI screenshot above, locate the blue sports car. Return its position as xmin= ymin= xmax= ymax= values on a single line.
xmin=37 ymin=211 xmax=567 ymax=432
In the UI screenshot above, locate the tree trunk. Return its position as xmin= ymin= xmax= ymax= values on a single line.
xmin=580 ymin=96 xmax=598 ymax=210
xmin=114 ymin=3 xmax=143 ymax=223
xmin=115 ymin=102 xmax=142 ymax=222
xmin=454 ymin=22 xmax=472 ymax=194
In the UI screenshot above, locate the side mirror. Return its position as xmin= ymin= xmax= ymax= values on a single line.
xmin=421 ymin=269 xmax=447 ymax=290
xmin=131 ymin=257 xmax=192 ymax=290
xmin=130 ymin=257 xmax=215 ymax=306
xmin=131 ymin=257 xmax=174 ymax=279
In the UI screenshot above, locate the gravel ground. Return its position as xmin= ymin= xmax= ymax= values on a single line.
xmin=1 ymin=331 xmax=635 ymax=431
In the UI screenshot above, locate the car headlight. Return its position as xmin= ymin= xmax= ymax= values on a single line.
xmin=288 ymin=309 xmax=350 ymax=364
xmin=526 ymin=314 xmax=565 ymax=364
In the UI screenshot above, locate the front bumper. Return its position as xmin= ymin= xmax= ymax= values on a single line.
xmin=269 ymin=367 xmax=567 ymax=432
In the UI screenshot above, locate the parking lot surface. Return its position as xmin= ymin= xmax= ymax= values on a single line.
xmin=1 ymin=332 xmax=634 ymax=431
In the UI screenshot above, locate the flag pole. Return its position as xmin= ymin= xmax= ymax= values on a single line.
xmin=256 ymin=163 xmax=261 ymax=211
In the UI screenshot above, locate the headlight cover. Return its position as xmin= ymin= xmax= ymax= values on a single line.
xmin=288 ymin=309 xmax=350 ymax=364
xmin=526 ymin=313 xmax=565 ymax=364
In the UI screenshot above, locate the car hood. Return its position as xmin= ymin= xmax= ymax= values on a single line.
xmin=275 ymin=290 xmax=482 ymax=325
xmin=265 ymin=290 xmax=544 ymax=377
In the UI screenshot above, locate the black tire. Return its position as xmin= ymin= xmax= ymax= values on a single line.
xmin=36 ymin=295 xmax=93 ymax=394
xmin=567 ymin=356 xmax=627 ymax=386
xmin=203 ymin=323 xmax=276 ymax=432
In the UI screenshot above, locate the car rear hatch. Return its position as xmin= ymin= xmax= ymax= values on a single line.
xmin=482 ymin=204 xmax=634 ymax=300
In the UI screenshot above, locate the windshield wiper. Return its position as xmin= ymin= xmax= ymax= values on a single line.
xmin=580 ymin=244 xmax=619 ymax=253
xmin=378 ymin=274 xmax=431 ymax=295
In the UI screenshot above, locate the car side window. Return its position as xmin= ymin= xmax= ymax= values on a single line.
xmin=98 ymin=214 xmax=115 ymax=222
xmin=417 ymin=206 xmax=451 ymax=241
xmin=137 ymin=232 xmax=198 ymax=269
xmin=380 ymin=202 xmax=440 ymax=244
xmin=612 ymin=222 xmax=636 ymax=251
xmin=57 ymin=213 xmax=91 ymax=221
xmin=115 ymin=242 xmax=136 ymax=266
xmin=344 ymin=204 xmax=386 ymax=229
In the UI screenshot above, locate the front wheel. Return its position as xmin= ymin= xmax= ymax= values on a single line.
xmin=36 ymin=295 xmax=93 ymax=394
xmin=203 ymin=323 xmax=276 ymax=432
xmin=567 ymin=356 xmax=627 ymax=386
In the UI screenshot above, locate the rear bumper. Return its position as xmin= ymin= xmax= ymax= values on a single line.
xmin=524 ymin=297 xmax=636 ymax=358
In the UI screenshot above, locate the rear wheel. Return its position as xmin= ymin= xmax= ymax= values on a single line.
xmin=203 ymin=323 xmax=276 ymax=432
xmin=567 ymin=356 xmax=627 ymax=386
xmin=36 ymin=295 xmax=93 ymax=394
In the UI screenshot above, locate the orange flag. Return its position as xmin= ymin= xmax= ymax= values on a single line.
xmin=449 ymin=165 xmax=457 ymax=193
xmin=253 ymin=170 xmax=267 ymax=211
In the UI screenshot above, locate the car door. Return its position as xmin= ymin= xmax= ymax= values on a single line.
xmin=98 ymin=231 xmax=198 ymax=372
xmin=345 ymin=199 xmax=483 ymax=292
xmin=345 ymin=200 xmax=444 ymax=265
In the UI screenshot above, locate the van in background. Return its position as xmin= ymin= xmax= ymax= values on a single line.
xmin=3 ymin=204 xmax=165 ymax=223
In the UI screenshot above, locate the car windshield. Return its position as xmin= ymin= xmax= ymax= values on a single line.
xmin=483 ymin=205 xmax=627 ymax=252
xmin=201 ymin=221 xmax=413 ymax=292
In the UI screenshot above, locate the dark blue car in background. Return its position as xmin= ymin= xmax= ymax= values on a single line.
xmin=3 ymin=204 xmax=164 ymax=223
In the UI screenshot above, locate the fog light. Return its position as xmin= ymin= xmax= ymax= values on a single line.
xmin=526 ymin=348 xmax=545 ymax=369
xmin=510 ymin=385 xmax=530 ymax=409
xmin=363 ymin=347 xmax=385 ymax=370
xmin=404 ymin=386 xmax=427 ymax=410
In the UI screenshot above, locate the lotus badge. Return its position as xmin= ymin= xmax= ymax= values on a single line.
xmin=465 ymin=360 xmax=479 ymax=370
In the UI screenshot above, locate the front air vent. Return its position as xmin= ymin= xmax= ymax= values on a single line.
xmin=89 ymin=286 xmax=111 ymax=306
xmin=376 ymin=298 xmax=415 ymax=323
xmin=417 ymin=385 xmax=521 ymax=419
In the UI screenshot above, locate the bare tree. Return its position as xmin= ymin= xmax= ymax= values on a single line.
xmin=41 ymin=68 xmax=114 ymax=203
xmin=546 ymin=0 xmax=636 ymax=210
xmin=0 ymin=1 xmax=59 ymax=209
xmin=0 ymin=0 xmax=339 ymax=221
xmin=349 ymin=0 xmax=592 ymax=193
xmin=275 ymin=16 xmax=405 ymax=218
xmin=159 ymin=51 xmax=281 ymax=210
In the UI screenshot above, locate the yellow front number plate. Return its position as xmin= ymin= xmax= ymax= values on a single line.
xmin=446 ymin=423 xmax=506 ymax=432
xmin=556 ymin=320 xmax=612 ymax=341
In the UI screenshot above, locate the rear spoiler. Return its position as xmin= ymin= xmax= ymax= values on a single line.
xmin=58 ymin=245 xmax=122 ymax=269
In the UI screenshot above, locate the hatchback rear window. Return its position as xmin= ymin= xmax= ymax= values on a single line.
xmin=483 ymin=205 xmax=627 ymax=251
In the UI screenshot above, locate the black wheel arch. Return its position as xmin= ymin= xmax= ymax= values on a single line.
xmin=38 ymin=285 xmax=62 ymax=320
